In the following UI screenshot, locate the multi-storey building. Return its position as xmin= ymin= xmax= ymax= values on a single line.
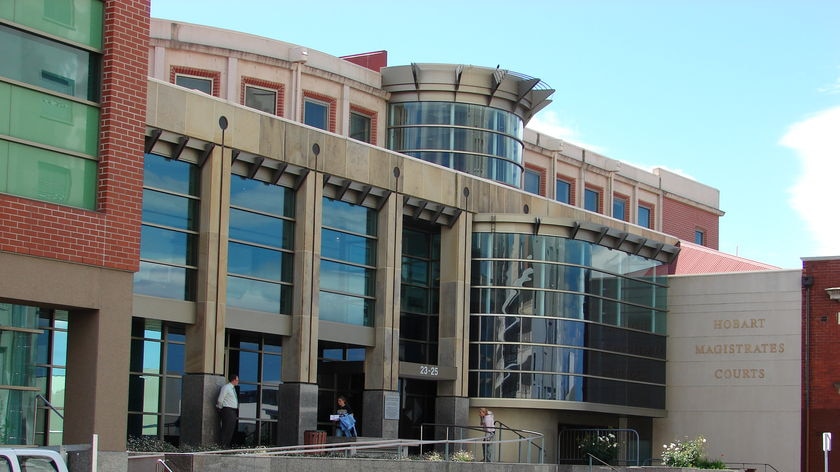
xmin=1 ymin=5 xmax=800 ymax=471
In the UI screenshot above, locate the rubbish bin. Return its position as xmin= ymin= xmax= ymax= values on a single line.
xmin=304 ymin=430 xmax=327 ymax=454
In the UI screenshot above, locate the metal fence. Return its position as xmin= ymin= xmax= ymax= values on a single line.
xmin=557 ymin=428 xmax=640 ymax=466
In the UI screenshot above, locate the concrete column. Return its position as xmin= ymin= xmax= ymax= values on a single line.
xmin=180 ymin=374 xmax=227 ymax=447
xmin=362 ymin=192 xmax=401 ymax=437
xmin=277 ymin=383 xmax=319 ymax=445
xmin=63 ymin=272 xmax=134 ymax=451
xmin=435 ymin=396 xmax=470 ymax=433
xmin=437 ymin=212 xmax=472 ymax=398
xmin=362 ymin=390 xmax=399 ymax=438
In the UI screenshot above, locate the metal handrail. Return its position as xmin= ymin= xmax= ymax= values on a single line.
xmin=418 ymin=422 xmax=545 ymax=463
xmin=35 ymin=394 xmax=64 ymax=420
xmin=189 ymin=427 xmax=542 ymax=463
xmin=156 ymin=458 xmax=175 ymax=472
xmin=586 ymin=452 xmax=620 ymax=472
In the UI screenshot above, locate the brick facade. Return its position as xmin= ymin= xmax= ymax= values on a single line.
xmin=802 ymin=258 xmax=840 ymax=471
xmin=661 ymin=196 xmax=719 ymax=249
xmin=0 ymin=0 xmax=149 ymax=272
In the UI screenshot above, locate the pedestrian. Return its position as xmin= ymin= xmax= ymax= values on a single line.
xmin=479 ymin=407 xmax=495 ymax=462
xmin=216 ymin=373 xmax=239 ymax=448
xmin=333 ymin=395 xmax=357 ymax=437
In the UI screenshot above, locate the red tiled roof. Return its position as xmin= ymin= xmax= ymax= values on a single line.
xmin=669 ymin=241 xmax=779 ymax=274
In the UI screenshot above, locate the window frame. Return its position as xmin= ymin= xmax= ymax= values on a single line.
xmin=349 ymin=105 xmax=377 ymax=144
xmin=241 ymin=77 xmax=284 ymax=116
xmin=555 ymin=175 xmax=574 ymax=204
xmin=170 ymin=66 xmax=220 ymax=96
xmin=302 ymin=91 xmax=336 ymax=132
xmin=638 ymin=202 xmax=654 ymax=229
xmin=584 ymin=186 xmax=602 ymax=213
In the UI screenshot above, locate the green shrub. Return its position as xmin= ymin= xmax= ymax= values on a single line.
xmin=451 ymin=449 xmax=474 ymax=462
xmin=578 ymin=432 xmax=619 ymax=464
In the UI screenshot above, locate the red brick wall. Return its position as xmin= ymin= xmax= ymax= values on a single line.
xmin=0 ymin=0 xmax=149 ymax=272
xmin=802 ymin=258 xmax=840 ymax=471
xmin=661 ymin=196 xmax=720 ymax=249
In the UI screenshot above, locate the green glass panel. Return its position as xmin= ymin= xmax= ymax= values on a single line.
xmin=4 ymin=0 xmax=103 ymax=49
xmin=4 ymin=85 xmax=99 ymax=156
xmin=0 ymin=82 xmax=9 ymax=135
xmin=2 ymin=140 xmax=97 ymax=209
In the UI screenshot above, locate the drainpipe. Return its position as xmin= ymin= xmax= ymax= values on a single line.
xmin=290 ymin=47 xmax=308 ymax=122
xmin=803 ymin=273 xmax=813 ymax=472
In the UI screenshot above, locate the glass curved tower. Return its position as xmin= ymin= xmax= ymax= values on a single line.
xmin=381 ymin=64 xmax=554 ymax=188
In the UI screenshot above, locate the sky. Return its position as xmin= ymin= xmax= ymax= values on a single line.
xmin=151 ymin=0 xmax=840 ymax=269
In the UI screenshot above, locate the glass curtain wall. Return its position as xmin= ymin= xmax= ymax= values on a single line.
xmin=134 ymin=154 xmax=199 ymax=300
xmin=0 ymin=1 xmax=103 ymax=209
xmin=316 ymin=342 xmax=365 ymax=434
xmin=399 ymin=224 xmax=441 ymax=364
xmin=319 ymin=198 xmax=377 ymax=326
xmin=225 ymin=332 xmax=282 ymax=447
xmin=469 ymin=233 xmax=667 ymax=409
xmin=226 ymin=176 xmax=295 ymax=314
xmin=34 ymin=310 xmax=67 ymax=446
xmin=127 ymin=320 xmax=186 ymax=444
xmin=387 ymin=102 xmax=525 ymax=187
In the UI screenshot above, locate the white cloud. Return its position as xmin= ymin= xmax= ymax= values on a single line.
xmin=781 ymin=106 xmax=840 ymax=256
xmin=527 ymin=111 xmax=606 ymax=153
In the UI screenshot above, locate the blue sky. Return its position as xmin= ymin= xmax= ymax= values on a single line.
xmin=151 ymin=1 xmax=840 ymax=269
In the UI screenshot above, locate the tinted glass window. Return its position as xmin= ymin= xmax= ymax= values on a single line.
xmin=245 ymin=85 xmax=276 ymax=114
xmin=175 ymin=75 xmax=212 ymax=94
xmin=304 ymin=99 xmax=328 ymax=130
xmin=556 ymin=179 xmax=571 ymax=204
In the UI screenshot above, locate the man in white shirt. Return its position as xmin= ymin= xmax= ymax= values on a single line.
xmin=479 ymin=407 xmax=495 ymax=462
xmin=216 ymin=374 xmax=239 ymax=448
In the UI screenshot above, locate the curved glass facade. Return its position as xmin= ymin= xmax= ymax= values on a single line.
xmin=468 ymin=232 xmax=667 ymax=410
xmin=387 ymin=102 xmax=524 ymax=187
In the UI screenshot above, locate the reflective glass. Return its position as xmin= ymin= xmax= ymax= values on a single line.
xmin=175 ymin=76 xmax=212 ymax=94
xmin=227 ymin=276 xmax=291 ymax=314
xmin=140 ymin=225 xmax=193 ymax=265
xmin=349 ymin=112 xmax=371 ymax=143
xmin=613 ymin=197 xmax=627 ymax=220
xmin=320 ymin=260 xmax=375 ymax=295
xmin=142 ymin=190 xmax=197 ymax=230
xmin=166 ymin=343 xmax=184 ymax=374
xmin=228 ymin=242 xmax=291 ymax=281
xmin=469 ymin=231 xmax=667 ymax=408
xmin=556 ymin=179 xmax=571 ymax=203
xmin=322 ymin=198 xmax=376 ymax=235
xmin=230 ymin=176 xmax=293 ymax=217
xmin=133 ymin=261 xmax=195 ymax=300
xmin=0 ymin=24 xmax=99 ymax=101
xmin=245 ymin=86 xmax=276 ymax=114
xmin=144 ymin=154 xmax=198 ymax=195
xmin=262 ymin=354 xmax=282 ymax=383
xmin=229 ymin=208 xmax=292 ymax=248
xmin=584 ymin=188 xmax=600 ymax=212
xmin=319 ymin=291 xmax=372 ymax=326
xmin=304 ymin=100 xmax=328 ymax=130
xmin=524 ymin=169 xmax=541 ymax=195
xmin=638 ymin=205 xmax=651 ymax=228
xmin=321 ymin=229 xmax=375 ymax=265
xmin=163 ymin=378 xmax=182 ymax=414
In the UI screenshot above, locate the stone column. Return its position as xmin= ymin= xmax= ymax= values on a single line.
xmin=436 ymin=212 xmax=472 ymax=423
xmin=362 ymin=192 xmax=401 ymax=437
xmin=180 ymin=374 xmax=227 ymax=446
xmin=181 ymin=129 xmax=231 ymax=446
xmin=276 ymin=170 xmax=322 ymax=445
xmin=63 ymin=271 xmax=134 ymax=451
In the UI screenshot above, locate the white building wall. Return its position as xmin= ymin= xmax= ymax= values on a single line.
xmin=655 ymin=270 xmax=801 ymax=472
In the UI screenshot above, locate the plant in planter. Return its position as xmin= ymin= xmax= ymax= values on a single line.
xmin=662 ymin=435 xmax=708 ymax=467
xmin=578 ymin=432 xmax=619 ymax=464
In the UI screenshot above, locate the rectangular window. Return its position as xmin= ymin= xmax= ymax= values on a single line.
xmin=584 ymin=188 xmax=600 ymax=213
xmin=0 ymin=23 xmax=100 ymax=101
xmin=556 ymin=179 xmax=571 ymax=204
xmin=319 ymin=197 xmax=377 ymax=326
xmin=638 ymin=204 xmax=652 ymax=228
xmin=349 ymin=111 xmax=372 ymax=143
xmin=134 ymin=153 xmax=200 ymax=300
xmin=524 ymin=169 xmax=541 ymax=195
xmin=127 ymin=319 xmax=186 ymax=442
xmin=175 ymin=74 xmax=212 ymax=94
xmin=226 ymin=176 xmax=295 ymax=314
xmin=304 ymin=99 xmax=329 ymax=130
xmin=226 ymin=331 xmax=283 ymax=447
xmin=400 ymin=224 xmax=441 ymax=365
xmin=694 ymin=229 xmax=705 ymax=245
xmin=244 ymin=85 xmax=277 ymax=115
xmin=613 ymin=196 xmax=627 ymax=221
